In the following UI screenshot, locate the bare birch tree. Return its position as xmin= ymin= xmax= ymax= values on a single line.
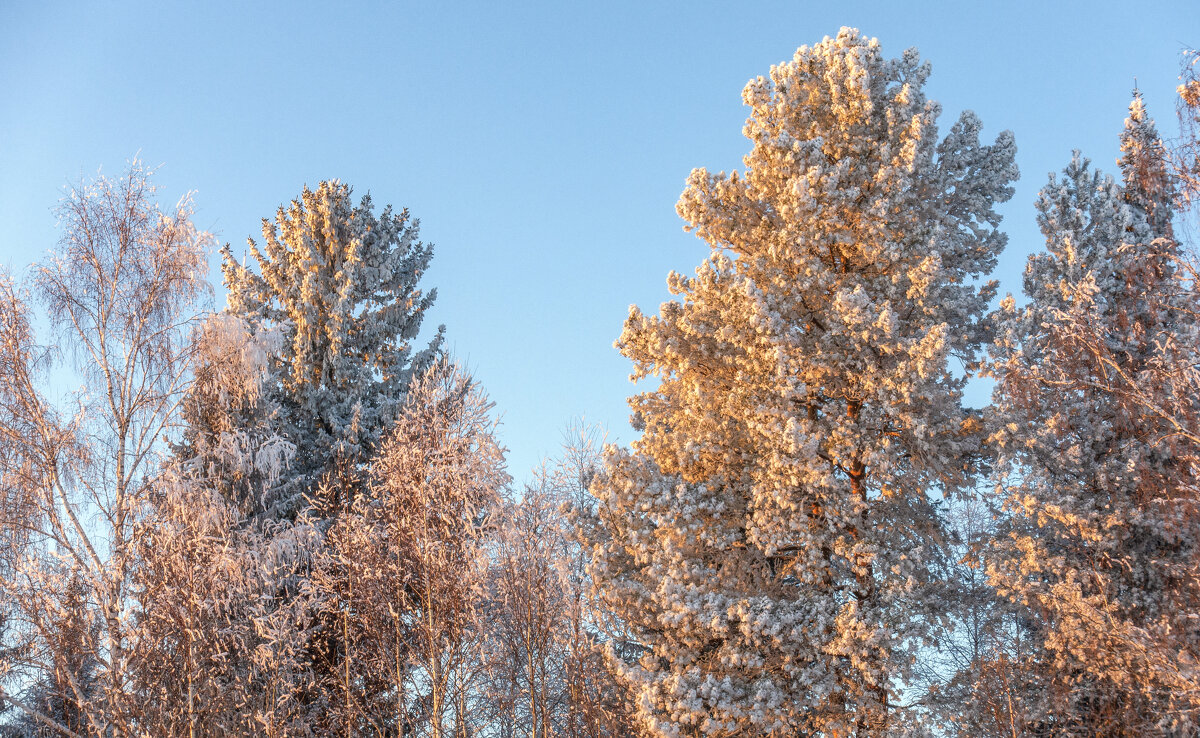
xmin=129 ymin=313 xmax=314 ymax=737
xmin=484 ymin=423 xmax=643 ymax=738
xmin=306 ymin=365 xmax=507 ymax=737
xmin=0 ymin=161 xmax=210 ymax=736
xmin=1177 ymin=49 xmax=1200 ymax=210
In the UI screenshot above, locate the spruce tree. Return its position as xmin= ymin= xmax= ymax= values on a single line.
xmin=214 ymin=182 xmax=445 ymax=731
xmin=987 ymin=99 xmax=1200 ymax=733
xmin=1119 ymin=90 xmax=1176 ymax=239
xmin=584 ymin=28 xmax=1017 ymax=736
xmin=220 ymin=180 xmax=443 ymax=517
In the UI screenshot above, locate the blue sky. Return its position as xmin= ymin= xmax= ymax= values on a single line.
xmin=2 ymin=1 xmax=1198 ymax=481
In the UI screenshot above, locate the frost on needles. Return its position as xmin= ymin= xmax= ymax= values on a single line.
xmin=582 ymin=28 xmax=1018 ymax=736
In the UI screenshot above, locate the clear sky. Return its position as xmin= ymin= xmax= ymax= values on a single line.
xmin=2 ymin=1 xmax=1198 ymax=481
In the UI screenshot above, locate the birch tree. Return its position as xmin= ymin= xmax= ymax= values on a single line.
xmin=306 ymin=365 xmax=507 ymax=737
xmin=923 ymin=493 xmax=1044 ymax=737
xmin=486 ymin=423 xmax=643 ymax=738
xmin=1177 ymin=49 xmax=1200 ymax=208
xmin=0 ymin=161 xmax=210 ymax=735
xmin=130 ymin=314 xmax=312 ymax=737
xmin=584 ymin=28 xmax=1017 ymax=737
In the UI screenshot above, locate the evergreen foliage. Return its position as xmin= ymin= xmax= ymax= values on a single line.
xmin=220 ymin=181 xmax=444 ymax=517
xmin=584 ymin=28 xmax=1017 ymax=736
xmin=987 ymin=99 xmax=1200 ymax=734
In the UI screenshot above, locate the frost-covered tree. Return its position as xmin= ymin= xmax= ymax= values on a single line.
xmin=1120 ymin=90 xmax=1176 ymax=239
xmin=132 ymin=314 xmax=312 ymax=737
xmin=1177 ymin=49 xmax=1200 ymax=208
xmin=173 ymin=314 xmax=294 ymax=517
xmin=923 ymin=492 xmax=1045 ymax=737
xmin=928 ymin=95 xmax=1180 ymax=726
xmin=220 ymin=180 xmax=444 ymax=517
xmin=485 ymin=471 xmax=579 ymax=737
xmin=15 ymin=573 xmax=100 ymax=738
xmin=306 ymin=365 xmax=507 ymax=737
xmin=212 ymin=182 xmax=447 ymax=734
xmin=0 ymin=161 xmax=210 ymax=736
xmin=486 ymin=423 xmax=644 ymax=738
xmin=987 ymin=99 xmax=1200 ymax=733
xmin=584 ymin=28 xmax=1017 ymax=736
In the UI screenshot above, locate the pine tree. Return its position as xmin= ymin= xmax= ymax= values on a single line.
xmin=584 ymin=28 xmax=1017 ymax=736
xmin=220 ymin=180 xmax=444 ymax=518
xmin=987 ymin=99 xmax=1200 ymax=733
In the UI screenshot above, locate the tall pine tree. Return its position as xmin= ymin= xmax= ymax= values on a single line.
xmin=584 ymin=28 xmax=1017 ymax=736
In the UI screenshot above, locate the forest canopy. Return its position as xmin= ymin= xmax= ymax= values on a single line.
xmin=1 ymin=27 xmax=1199 ymax=738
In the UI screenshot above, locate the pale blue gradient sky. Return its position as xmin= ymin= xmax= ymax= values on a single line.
xmin=2 ymin=1 xmax=1197 ymax=481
